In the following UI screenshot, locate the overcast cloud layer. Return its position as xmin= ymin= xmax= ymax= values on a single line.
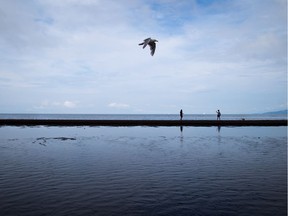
xmin=0 ymin=0 xmax=287 ymax=114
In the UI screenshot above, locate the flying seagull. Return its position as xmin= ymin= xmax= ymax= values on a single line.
xmin=139 ymin=38 xmax=158 ymax=56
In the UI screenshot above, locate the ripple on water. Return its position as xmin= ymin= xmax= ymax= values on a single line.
xmin=0 ymin=126 xmax=287 ymax=216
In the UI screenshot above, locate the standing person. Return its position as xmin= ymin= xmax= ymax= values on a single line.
xmin=216 ymin=109 xmax=221 ymax=120
xmin=180 ymin=109 xmax=183 ymax=120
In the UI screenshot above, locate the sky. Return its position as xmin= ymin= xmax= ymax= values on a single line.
xmin=0 ymin=0 xmax=287 ymax=114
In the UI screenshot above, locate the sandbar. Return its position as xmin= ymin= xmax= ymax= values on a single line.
xmin=0 ymin=119 xmax=286 ymax=127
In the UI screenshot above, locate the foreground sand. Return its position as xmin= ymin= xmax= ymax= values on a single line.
xmin=0 ymin=119 xmax=286 ymax=126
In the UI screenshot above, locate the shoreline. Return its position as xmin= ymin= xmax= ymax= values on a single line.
xmin=0 ymin=119 xmax=286 ymax=127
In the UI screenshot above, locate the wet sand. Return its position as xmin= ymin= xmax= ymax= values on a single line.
xmin=0 ymin=119 xmax=286 ymax=126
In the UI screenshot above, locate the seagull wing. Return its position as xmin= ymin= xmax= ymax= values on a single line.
xmin=142 ymin=38 xmax=151 ymax=49
xmin=149 ymin=41 xmax=156 ymax=56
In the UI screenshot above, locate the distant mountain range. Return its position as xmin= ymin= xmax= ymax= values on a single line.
xmin=262 ymin=110 xmax=287 ymax=115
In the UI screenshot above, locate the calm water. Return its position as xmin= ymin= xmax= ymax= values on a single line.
xmin=0 ymin=113 xmax=287 ymax=120
xmin=0 ymin=126 xmax=287 ymax=216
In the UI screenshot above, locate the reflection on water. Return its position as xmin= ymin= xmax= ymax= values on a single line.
xmin=0 ymin=126 xmax=287 ymax=216
xmin=217 ymin=125 xmax=221 ymax=133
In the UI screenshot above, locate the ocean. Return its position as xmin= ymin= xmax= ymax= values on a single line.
xmin=0 ymin=115 xmax=287 ymax=216
xmin=0 ymin=113 xmax=287 ymax=120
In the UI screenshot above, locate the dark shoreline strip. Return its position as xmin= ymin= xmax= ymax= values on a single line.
xmin=0 ymin=119 xmax=286 ymax=127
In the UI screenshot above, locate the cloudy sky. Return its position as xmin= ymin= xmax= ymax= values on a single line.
xmin=0 ymin=0 xmax=287 ymax=114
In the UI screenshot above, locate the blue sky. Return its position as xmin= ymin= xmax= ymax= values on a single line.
xmin=0 ymin=0 xmax=287 ymax=114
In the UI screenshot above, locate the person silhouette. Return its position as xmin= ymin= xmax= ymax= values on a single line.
xmin=180 ymin=109 xmax=183 ymax=120
xmin=216 ymin=109 xmax=221 ymax=120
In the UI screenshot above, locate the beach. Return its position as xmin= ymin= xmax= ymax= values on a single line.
xmin=0 ymin=125 xmax=287 ymax=216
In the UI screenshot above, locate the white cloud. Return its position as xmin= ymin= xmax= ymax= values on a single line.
xmin=37 ymin=100 xmax=77 ymax=109
xmin=108 ymin=103 xmax=130 ymax=109
xmin=63 ymin=101 xmax=77 ymax=108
